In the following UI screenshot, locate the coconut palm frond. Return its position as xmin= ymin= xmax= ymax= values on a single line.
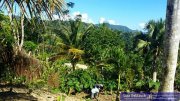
xmin=53 ymin=28 xmax=70 ymax=45
xmin=1 ymin=0 xmax=65 ymax=19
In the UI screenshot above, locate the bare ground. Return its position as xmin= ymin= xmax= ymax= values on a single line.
xmin=0 ymin=84 xmax=116 ymax=101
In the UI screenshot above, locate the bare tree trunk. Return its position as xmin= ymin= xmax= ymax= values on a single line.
xmin=153 ymin=71 xmax=157 ymax=82
xmin=160 ymin=0 xmax=180 ymax=92
xmin=152 ymin=57 xmax=157 ymax=82
xmin=19 ymin=13 xmax=24 ymax=51
xmin=153 ymin=51 xmax=158 ymax=82
xmin=5 ymin=2 xmax=18 ymax=48
xmin=116 ymin=73 xmax=120 ymax=101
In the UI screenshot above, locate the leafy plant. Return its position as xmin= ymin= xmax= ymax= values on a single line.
xmin=148 ymin=80 xmax=160 ymax=91
xmin=24 ymin=41 xmax=37 ymax=52
xmin=59 ymin=69 xmax=97 ymax=94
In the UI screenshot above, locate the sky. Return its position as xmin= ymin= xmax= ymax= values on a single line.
xmin=65 ymin=0 xmax=167 ymax=30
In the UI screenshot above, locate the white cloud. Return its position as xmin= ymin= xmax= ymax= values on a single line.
xmin=54 ymin=12 xmax=119 ymax=25
xmin=99 ymin=17 xmax=119 ymax=25
xmin=99 ymin=17 xmax=106 ymax=24
xmin=81 ymin=13 xmax=88 ymax=22
xmin=108 ymin=20 xmax=116 ymax=25
xmin=71 ymin=11 xmax=94 ymax=24
xmin=139 ymin=22 xmax=146 ymax=29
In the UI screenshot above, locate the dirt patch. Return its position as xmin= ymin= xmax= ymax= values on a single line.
xmin=98 ymin=94 xmax=116 ymax=101
xmin=72 ymin=92 xmax=116 ymax=101
xmin=0 ymin=91 xmax=37 ymax=101
xmin=0 ymin=84 xmax=115 ymax=101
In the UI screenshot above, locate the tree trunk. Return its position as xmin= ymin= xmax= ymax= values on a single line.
xmin=116 ymin=73 xmax=120 ymax=101
xmin=117 ymin=73 xmax=121 ymax=91
xmin=5 ymin=2 xmax=16 ymax=41
xmin=72 ymin=62 xmax=76 ymax=71
xmin=19 ymin=13 xmax=24 ymax=51
xmin=152 ymin=58 xmax=157 ymax=82
xmin=5 ymin=2 xmax=25 ymax=53
xmin=160 ymin=0 xmax=180 ymax=92
xmin=5 ymin=2 xmax=19 ymax=54
xmin=153 ymin=48 xmax=159 ymax=82
xmin=153 ymin=71 xmax=157 ymax=82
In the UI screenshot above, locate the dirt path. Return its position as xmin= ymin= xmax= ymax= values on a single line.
xmin=0 ymin=88 xmax=85 ymax=101
xmin=0 ymin=84 xmax=115 ymax=101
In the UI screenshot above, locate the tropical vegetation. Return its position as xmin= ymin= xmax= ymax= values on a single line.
xmin=0 ymin=0 xmax=180 ymax=100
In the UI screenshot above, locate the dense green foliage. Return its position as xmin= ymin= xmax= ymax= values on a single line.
xmin=83 ymin=24 xmax=125 ymax=64
xmin=0 ymin=11 xmax=180 ymax=96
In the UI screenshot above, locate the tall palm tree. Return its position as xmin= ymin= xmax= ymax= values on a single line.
xmin=146 ymin=19 xmax=165 ymax=82
xmin=136 ymin=19 xmax=165 ymax=82
xmin=160 ymin=0 xmax=180 ymax=92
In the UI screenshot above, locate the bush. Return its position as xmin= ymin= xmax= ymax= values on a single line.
xmin=24 ymin=41 xmax=37 ymax=52
xmin=104 ymin=80 xmax=117 ymax=92
xmin=133 ymin=77 xmax=160 ymax=92
xmin=59 ymin=69 xmax=96 ymax=94
xmin=148 ymin=79 xmax=160 ymax=91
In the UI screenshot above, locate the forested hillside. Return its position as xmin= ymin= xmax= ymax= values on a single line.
xmin=0 ymin=0 xmax=180 ymax=100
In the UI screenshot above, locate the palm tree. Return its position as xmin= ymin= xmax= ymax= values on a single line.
xmin=146 ymin=19 xmax=165 ymax=82
xmin=0 ymin=0 xmax=65 ymax=51
xmin=106 ymin=47 xmax=126 ymax=101
xmin=1 ymin=0 xmax=65 ymax=19
xmin=160 ymin=0 xmax=180 ymax=92
xmin=136 ymin=19 xmax=165 ymax=82
xmin=48 ymin=17 xmax=94 ymax=71
xmin=59 ymin=18 xmax=93 ymax=48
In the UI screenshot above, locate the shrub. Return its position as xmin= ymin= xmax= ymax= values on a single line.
xmin=148 ymin=79 xmax=160 ymax=91
xmin=59 ymin=69 xmax=96 ymax=94
xmin=24 ymin=41 xmax=37 ymax=52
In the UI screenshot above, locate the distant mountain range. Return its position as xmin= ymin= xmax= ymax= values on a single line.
xmin=13 ymin=14 xmax=136 ymax=32
xmin=96 ymin=23 xmax=137 ymax=32
xmin=45 ymin=19 xmax=137 ymax=33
